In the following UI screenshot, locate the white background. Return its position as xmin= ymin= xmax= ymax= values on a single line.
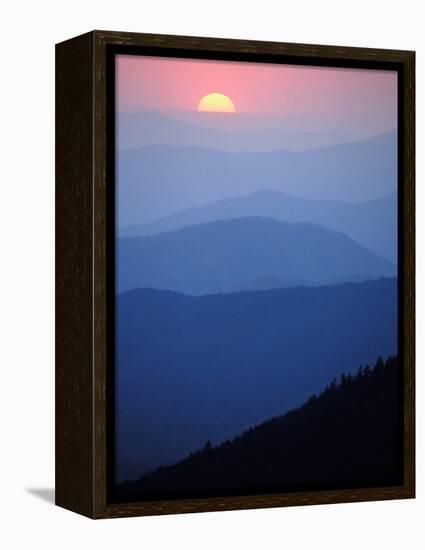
xmin=0 ymin=0 xmax=423 ymax=547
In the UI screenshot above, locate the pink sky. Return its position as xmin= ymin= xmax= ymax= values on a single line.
xmin=116 ymin=54 xmax=397 ymax=134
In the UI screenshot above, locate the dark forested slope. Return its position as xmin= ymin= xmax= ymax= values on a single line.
xmin=118 ymin=356 xmax=402 ymax=497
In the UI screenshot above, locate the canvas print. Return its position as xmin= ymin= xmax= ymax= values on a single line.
xmin=114 ymin=54 xmax=401 ymax=499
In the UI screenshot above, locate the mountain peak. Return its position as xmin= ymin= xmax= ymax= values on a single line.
xmin=118 ymin=216 xmax=395 ymax=296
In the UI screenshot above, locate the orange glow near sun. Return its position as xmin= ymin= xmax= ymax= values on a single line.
xmin=197 ymin=92 xmax=236 ymax=113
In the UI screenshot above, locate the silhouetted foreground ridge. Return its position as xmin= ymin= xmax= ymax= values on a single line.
xmin=118 ymin=356 xmax=402 ymax=497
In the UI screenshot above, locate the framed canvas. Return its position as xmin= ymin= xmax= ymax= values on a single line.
xmin=55 ymin=30 xmax=415 ymax=519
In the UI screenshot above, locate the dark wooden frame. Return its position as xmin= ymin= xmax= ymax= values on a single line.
xmin=56 ymin=30 xmax=415 ymax=519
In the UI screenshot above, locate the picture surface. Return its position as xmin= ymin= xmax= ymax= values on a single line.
xmin=114 ymin=54 xmax=401 ymax=499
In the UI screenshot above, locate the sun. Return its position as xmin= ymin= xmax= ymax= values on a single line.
xmin=197 ymin=92 xmax=236 ymax=113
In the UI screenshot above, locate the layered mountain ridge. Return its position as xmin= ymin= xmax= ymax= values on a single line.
xmin=117 ymin=216 xmax=395 ymax=295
